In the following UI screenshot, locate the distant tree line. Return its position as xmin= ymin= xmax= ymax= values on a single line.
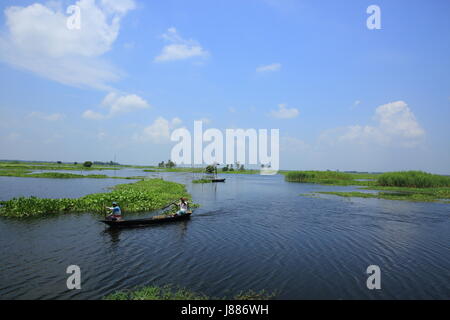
xmin=93 ymin=161 xmax=120 ymax=165
xmin=158 ymin=160 xmax=176 ymax=168
xmin=60 ymin=161 xmax=120 ymax=168
xmin=222 ymin=162 xmax=244 ymax=172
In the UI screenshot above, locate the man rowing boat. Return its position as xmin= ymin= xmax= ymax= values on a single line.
xmin=175 ymin=197 xmax=189 ymax=216
xmin=106 ymin=202 xmax=122 ymax=221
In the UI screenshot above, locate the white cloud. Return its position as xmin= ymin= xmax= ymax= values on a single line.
xmin=270 ymin=104 xmax=299 ymax=119
xmin=29 ymin=112 xmax=65 ymax=121
xmin=82 ymin=110 xmax=105 ymax=120
xmin=101 ymin=92 xmax=150 ymax=115
xmin=45 ymin=1 xmax=63 ymax=12
xmin=83 ymin=92 xmax=150 ymax=119
xmin=100 ymin=0 xmax=135 ymax=14
xmin=154 ymin=27 xmax=209 ymax=62
xmin=134 ymin=117 xmax=183 ymax=144
xmin=228 ymin=107 xmax=236 ymax=113
xmin=375 ymin=101 xmax=424 ymax=140
xmin=320 ymin=101 xmax=425 ymax=148
xmin=171 ymin=117 xmax=183 ymax=127
xmin=256 ymin=63 xmax=281 ymax=73
xmin=196 ymin=117 xmax=211 ymax=125
xmin=0 ymin=0 xmax=136 ymax=90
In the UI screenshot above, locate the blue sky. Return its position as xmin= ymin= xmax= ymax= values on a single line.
xmin=0 ymin=0 xmax=449 ymax=173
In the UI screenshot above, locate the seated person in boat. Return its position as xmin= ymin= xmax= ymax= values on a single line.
xmin=175 ymin=198 xmax=189 ymax=216
xmin=105 ymin=202 xmax=122 ymax=221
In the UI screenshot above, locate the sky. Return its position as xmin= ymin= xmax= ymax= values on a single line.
xmin=0 ymin=0 xmax=449 ymax=173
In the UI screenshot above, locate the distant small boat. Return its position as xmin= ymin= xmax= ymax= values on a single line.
xmin=205 ymin=164 xmax=226 ymax=183
xmin=99 ymin=211 xmax=192 ymax=228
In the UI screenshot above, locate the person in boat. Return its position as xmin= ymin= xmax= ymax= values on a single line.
xmin=105 ymin=202 xmax=122 ymax=221
xmin=174 ymin=198 xmax=189 ymax=216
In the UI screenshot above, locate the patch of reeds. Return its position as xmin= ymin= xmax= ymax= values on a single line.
xmin=376 ymin=171 xmax=450 ymax=188
xmin=285 ymin=171 xmax=355 ymax=185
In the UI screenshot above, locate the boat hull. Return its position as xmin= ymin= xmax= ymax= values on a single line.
xmin=99 ymin=212 xmax=192 ymax=228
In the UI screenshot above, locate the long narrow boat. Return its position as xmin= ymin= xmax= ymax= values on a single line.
xmin=211 ymin=178 xmax=226 ymax=183
xmin=99 ymin=211 xmax=192 ymax=228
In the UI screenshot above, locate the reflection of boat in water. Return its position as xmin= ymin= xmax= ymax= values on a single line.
xmin=99 ymin=211 xmax=192 ymax=228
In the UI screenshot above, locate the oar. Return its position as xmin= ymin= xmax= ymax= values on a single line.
xmin=161 ymin=201 xmax=177 ymax=211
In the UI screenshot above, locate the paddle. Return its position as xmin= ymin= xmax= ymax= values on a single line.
xmin=103 ymin=203 xmax=109 ymax=220
xmin=161 ymin=201 xmax=177 ymax=211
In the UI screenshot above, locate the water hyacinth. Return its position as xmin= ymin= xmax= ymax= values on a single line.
xmin=0 ymin=179 xmax=190 ymax=218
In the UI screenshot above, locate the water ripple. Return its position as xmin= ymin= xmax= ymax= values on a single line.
xmin=0 ymin=173 xmax=449 ymax=299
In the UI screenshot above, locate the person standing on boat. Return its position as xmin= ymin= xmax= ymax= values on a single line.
xmin=175 ymin=198 xmax=189 ymax=216
xmin=106 ymin=202 xmax=122 ymax=221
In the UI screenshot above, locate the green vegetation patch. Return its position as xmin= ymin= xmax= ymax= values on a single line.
xmin=27 ymin=172 xmax=110 ymax=179
xmin=0 ymin=178 xmax=190 ymax=218
xmin=318 ymin=188 xmax=450 ymax=203
xmin=285 ymin=171 xmax=374 ymax=186
xmin=192 ymin=179 xmax=213 ymax=184
xmin=0 ymin=162 xmax=118 ymax=171
xmin=104 ymin=285 xmax=275 ymax=300
xmin=291 ymin=171 xmax=450 ymax=203
xmin=0 ymin=169 xmax=32 ymax=177
xmin=0 ymin=169 xmax=138 ymax=179
xmin=377 ymin=171 xmax=450 ymax=188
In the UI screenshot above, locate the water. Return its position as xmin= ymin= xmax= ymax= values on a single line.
xmin=0 ymin=176 xmax=137 ymax=201
xmin=0 ymin=172 xmax=449 ymax=299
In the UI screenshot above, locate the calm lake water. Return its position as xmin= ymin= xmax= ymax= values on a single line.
xmin=0 ymin=171 xmax=449 ymax=299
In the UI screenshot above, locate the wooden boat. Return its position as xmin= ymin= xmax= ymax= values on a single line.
xmin=211 ymin=178 xmax=226 ymax=183
xmin=99 ymin=211 xmax=192 ymax=228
